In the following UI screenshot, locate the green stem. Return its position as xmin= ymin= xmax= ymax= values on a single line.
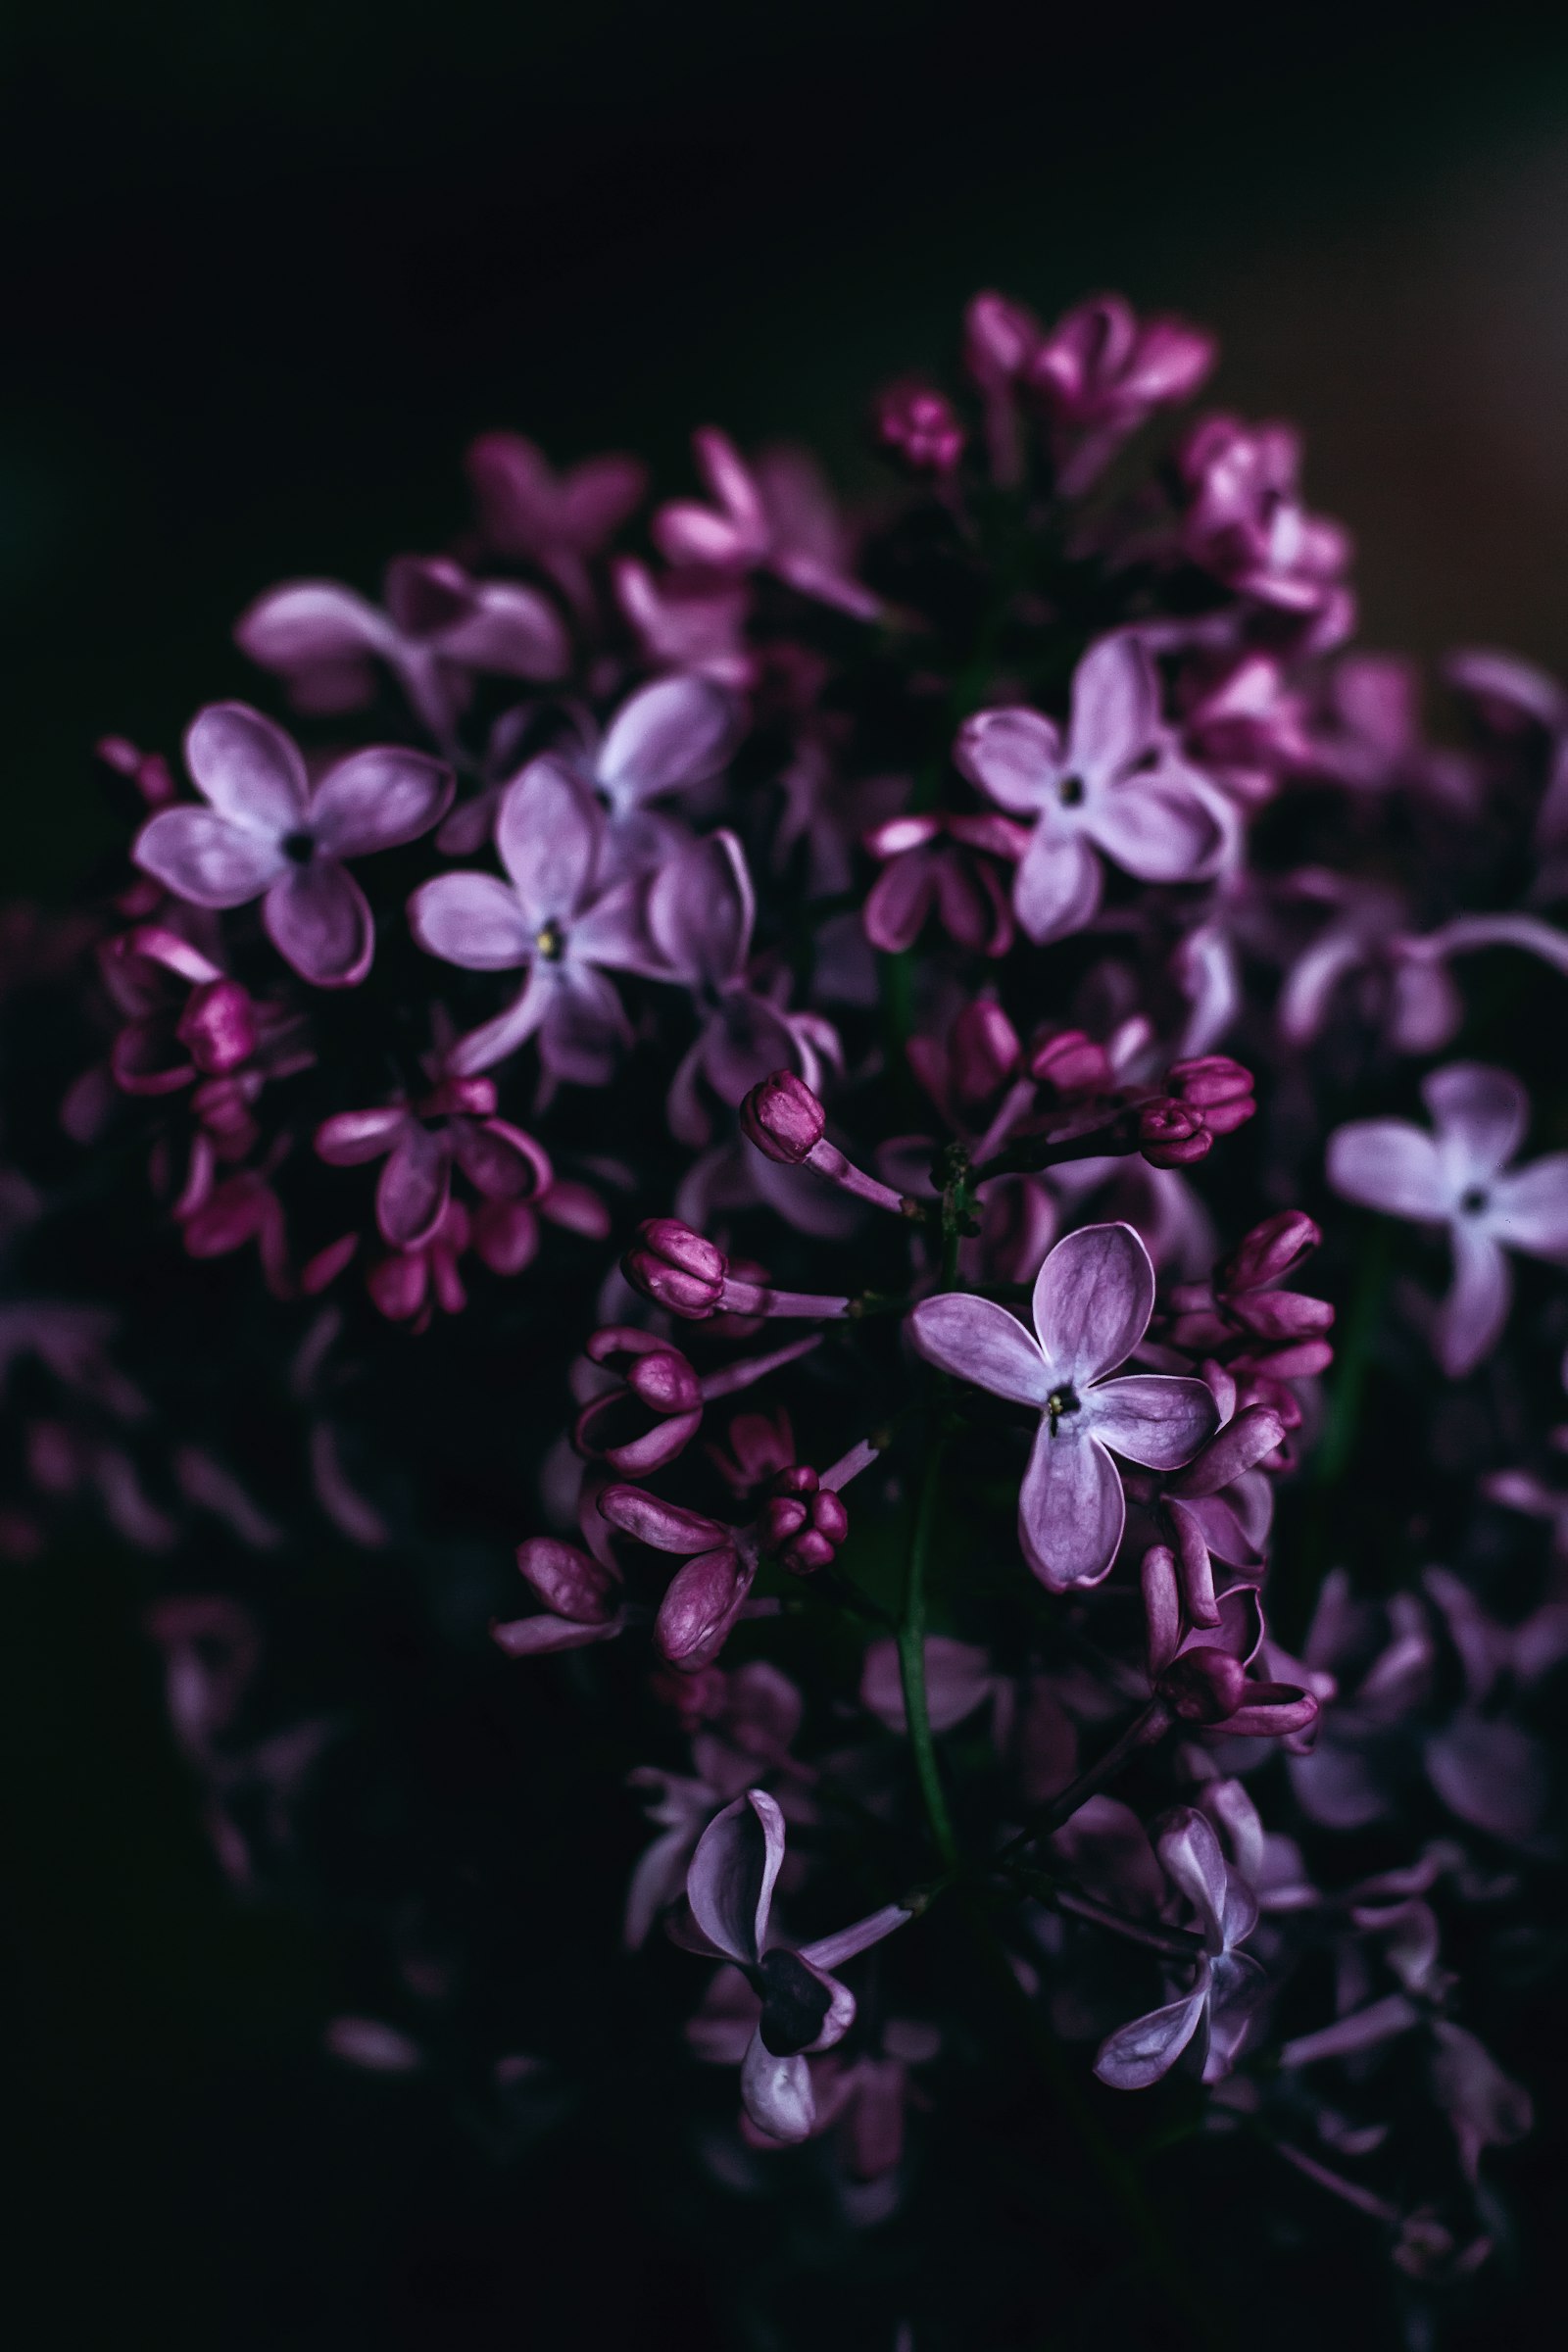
xmin=897 ymin=1424 xmax=961 ymax=1870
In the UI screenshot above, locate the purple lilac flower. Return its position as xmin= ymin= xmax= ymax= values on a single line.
xmin=315 ymin=1076 xmax=551 ymax=1250
xmin=653 ymin=429 xmax=881 ymax=621
xmin=908 ymin=1221 xmax=1217 ymax=1589
xmin=408 ymin=759 xmax=659 ymax=1079
xmin=134 ymin=704 xmax=453 ymax=988
xmin=465 ymin=432 xmax=649 ymax=610
xmin=955 ymin=636 xmax=1236 ymax=944
xmin=1094 ymin=1808 xmax=1264 ymax=2088
xmin=1327 ymin=1062 xmax=1568 ymax=1375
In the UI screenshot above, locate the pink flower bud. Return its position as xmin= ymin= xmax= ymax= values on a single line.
xmin=1028 ymin=1026 xmax=1111 ymax=1098
xmin=515 ymin=1536 xmax=619 ymax=1625
xmin=963 ymin=291 xmax=1040 ymax=386
xmin=874 ymin=380 xmax=965 ymax=475
xmin=623 ymin=1218 xmax=727 ymax=1318
xmin=1166 ymin=1054 xmax=1255 ymax=1133
xmin=1221 ymin=1291 xmax=1335 ymax=1343
xmin=951 ymin=1000 xmax=1022 ymax=1109
xmin=1138 ymin=1098 xmax=1212 ymax=1167
xmin=177 ymin=980 xmax=259 ymax=1075
xmin=1215 ymin=1210 xmax=1322 ymax=1296
xmin=740 ymin=1071 xmax=826 ymax=1165
xmin=655 ymin=1546 xmax=752 ymax=1669
xmin=759 ymin=1468 xmax=849 ymax=1575
xmin=1168 ymin=1404 xmax=1287 ymax=1497
xmin=1157 ymin=1645 xmax=1248 ymax=1724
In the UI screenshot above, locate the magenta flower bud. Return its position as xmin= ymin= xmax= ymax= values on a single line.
xmin=1167 ymin=1055 xmax=1253 ymax=1108
xmin=1157 ymin=1644 xmax=1248 ymax=1724
xmin=951 ymin=1000 xmax=1022 ymax=1109
xmin=1167 ymin=1404 xmax=1287 ymax=1497
xmin=1138 ymin=1098 xmax=1212 ymax=1167
xmin=655 ymin=1546 xmax=753 ymax=1670
xmin=623 ymin=1218 xmax=727 ymax=1319
xmin=176 ymin=979 xmax=259 ymax=1075
xmin=515 ymin=1536 xmax=619 ymax=1625
xmin=964 ymin=290 xmax=1040 ymax=386
xmin=1215 ymin=1210 xmax=1322 ymax=1296
xmin=1221 ymin=1290 xmax=1335 ymax=1343
xmin=625 ymin=1349 xmax=703 ymax=1414
xmin=874 ymin=380 xmax=965 ymax=475
xmin=741 ymin=1071 xmax=827 ymax=1166
xmin=759 ymin=1468 xmax=850 ymax=1575
xmin=780 ymin=1528 xmax=836 ymax=1575
xmin=1028 ymin=1026 xmax=1111 ymax=1098
xmin=760 ymin=1494 xmax=810 ymax=1550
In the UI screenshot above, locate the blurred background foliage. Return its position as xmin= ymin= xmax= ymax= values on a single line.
xmin=6 ymin=2 xmax=1568 ymax=2343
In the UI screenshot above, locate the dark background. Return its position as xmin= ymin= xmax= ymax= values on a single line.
xmin=6 ymin=4 xmax=1568 ymax=2343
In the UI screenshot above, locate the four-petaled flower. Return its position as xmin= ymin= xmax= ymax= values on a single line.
xmin=1327 ymin=1062 xmax=1568 ymax=1377
xmin=956 ymin=635 xmax=1236 ymax=945
xmin=1094 ymin=1807 xmax=1264 ymax=2089
xmin=908 ymin=1221 xmax=1218 ymax=1590
xmin=134 ymin=703 xmax=453 ymax=988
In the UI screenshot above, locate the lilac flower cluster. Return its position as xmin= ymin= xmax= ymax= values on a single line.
xmin=7 ymin=283 xmax=1567 ymax=2339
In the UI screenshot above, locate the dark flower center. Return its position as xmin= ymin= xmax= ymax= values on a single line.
xmin=1047 ymin=1383 xmax=1081 ymax=1436
xmin=1057 ymin=774 xmax=1086 ymax=808
xmin=281 ymin=829 xmax=316 ymax=865
xmin=753 ymin=1948 xmax=834 ymax=2056
xmin=534 ymin=920 xmax=566 ymax=961
xmin=1459 ymin=1187 xmax=1490 ymax=1217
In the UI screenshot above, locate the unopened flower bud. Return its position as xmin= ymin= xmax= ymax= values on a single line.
xmin=1029 ymin=1026 xmax=1111 ymax=1098
xmin=623 ymin=1218 xmax=727 ymax=1318
xmin=1166 ymin=1054 xmax=1255 ymax=1134
xmin=874 ymin=381 xmax=965 ymax=475
xmin=1138 ymin=1098 xmax=1212 ymax=1167
xmin=1168 ymin=1404 xmax=1287 ymax=1497
xmin=516 ymin=1536 xmax=619 ymax=1625
xmin=1216 ymin=1210 xmax=1321 ymax=1296
xmin=177 ymin=980 xmax=259 ymax=1075
xmin=1157 ymin=1645 xmax=1248 ymax=1724
xmin=741 ymin=1071 xmax=826 ymax=1165
xmin=656 ymin=1546 xmax=753 ymax=1669
xmin=759 ymin=1466 xmax=849 ymax=1575
xmin=1221 ymin=1290 xmax=1335 ymax=1343
xmin=951 ymin=1000 xmax=1022 ymax=1110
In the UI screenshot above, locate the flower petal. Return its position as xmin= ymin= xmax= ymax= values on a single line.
xmin=906 ymin=1294 xmax=1051 ymax=1405
xmin=1032 ymin=1220 xmax=1154 ymax=1386
xmin=1422 ymin=1062 xmax=1528 ymax=1186
xmin=953 ymin=706 xmax=1063 ymax=813
xmin=1094 ymin=1978 xmax=1210 ymax=2090
xmin=1067 ymin=633 xmax=1159 ymax=783
xmin=740 ymin=2031 xmax=816 ymax=2142
xmin=1087 ymin=767 xmax=1233 ymax=882
xmin=408 ymin=871 xmax=535 ymax=969
xmin=1012 ymin=827 xmax=1102 ymax=945
xmin=315 ymin=1107 xmax=410 ymax=1165
xmin=1087 ymin=1373 xmax=1218 ymax=1469
xmin=1435 ymin=1220 xmax=1511 ymax=1377
xmin=1486 ymin=1153 xmax=1568 ymax=1263
xmin=1155 ymin=1808 xmax=1231 ymax=1952
xmin=435 ymin=580 xmax=570 ymax=679
xmin=184 ymin=701 xmax=308 ymax=835
xmin=133 ymin=808 xmax=287 ymax=909
xmin=1326 ymin=1118 xmax=1450 ymax=1220
xmin=376 ymin=1123 xmax=450 ymax=1249
xmin=448 ymin=971 xmax=550 ymax=1075
xmin=235 ymin=580 xmax=388 ymax=671
xmin=598 ymin=674 xmax=745 ymax=807
xmin=688 ymin=1789 xmax=786 ymax=1966
xmin=309 ymin=748 xmax=454 ymax=858
xmin=1017 ymin=1423 xmax=1125 ymax=1590
xmin=496 ymin=758 xmax=603 ymax=926
xmin=264 ymin=860 xmax=374 ymax=988
xmin=647 ymin=829 xmax=755 ymax=987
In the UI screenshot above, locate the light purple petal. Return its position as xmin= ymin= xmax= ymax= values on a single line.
xmin=1435 ymin=1220 xmax=1511 ymax=1378
xmin=567 ymin=877 xmax=659 ymax=974
xmin=1017 ymin=1423 xmax=1126 ymax=1591
xmin=1067 ymin=634 xmax=1159 ymax=783
xmin=491 ymin=1611 xmax=624 ymax=1655
xmin=309 ymin=748 xmax=454 ymax=858
xmin=953 ymin=706 xmax=1062 ymax=813
xmin=264 ymin=860 xmax=373 ymax=988
xmin=235 ymin=580 xmax=388 ymax=670
xmin=538 ymin=964 xmax=629 ymax=1084
xmin=316 ymin=1107 xmax=410 ymax=1165
xmin=133 ymin=808 xmax=287 ymax=909
xmin=1423 ymin=1062 xmax=1528 ymax=1186
xmin=1094 ymin=1977 xmax=1210 ymax=2090
xmin=1326 ymin=1119 xmax=1450 ymax=1220
xmin=376 ymin=1123 xmax=450 ymax=1249
xmin=906 ymin=1295 xmax=1050 ymax=1405
xmin=687 ymin=1788 xmax=785 ymax=1966
xmin=1156 ymin=1808 xmax=1230 ymax=1952
xmin=740 ymin=2030 xmax=815 ymax=2142
xmin=1086 ymin=1373 xmax=1218 ymax=1469
xmin=1486 ymin=1153 xmax=1568 ymax=1263
xmin=647 ymin=830 xmax=755 ymax=986
xmin=496 ymin=759 xmax=602 ymax=926
xmin=799 ymin=1905 xmax=909 ymax=1973
xmin=1086 ymin=768 xmax=1232 ymax=883
xmin=449 ymin=971 xmax=551 ymax=1076
xmin=1032 ymin=1221 xmax=1154 ymax=1386
xmin=184 ymin=702 xmax=308 ymax=835
xmin=1012 ymin=827 xmax=1102 ymax=945
xmin=435 ymin=581 xmax=570 ymax=679
xmin=408 ymin=871 xmax=535 ymax=969
xmin=1425 ymin=1713 xmax=1548 ymax=1841
xmin=598 ymin=675 xmax=745 ymax=807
